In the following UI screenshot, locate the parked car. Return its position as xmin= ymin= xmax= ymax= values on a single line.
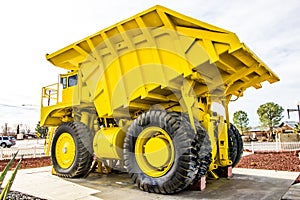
xmin=24 ymin=133 xmax=37 ymax=139
xmin=9 ymin=136 xmax=16 ymax=142
xmin=0 ymin=136 xmax=16 ymax=148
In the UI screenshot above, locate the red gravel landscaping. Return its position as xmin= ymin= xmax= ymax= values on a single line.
xmin=236 ymin=151 xmax=300 ymax=184
xmin=0 ymin=156 xmax=52 ymax=171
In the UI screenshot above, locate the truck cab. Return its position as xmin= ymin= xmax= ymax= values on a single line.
xmin=60 ymin=72 xmax=78 ymax=103
xmin=40 ymin=71 xmax=80 ymax=127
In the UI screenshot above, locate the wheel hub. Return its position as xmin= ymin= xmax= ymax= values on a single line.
xmin=62 ymin=146 xmax=68 ymax=154
xmin=144 ymin=137 xmax=171 ymax=168
xmin=135 ymin=127 xmax=174 ymax=177
xmin=55 ymin=132 xmax=75 ymax=169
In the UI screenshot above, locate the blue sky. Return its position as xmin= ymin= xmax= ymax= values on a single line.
xmin=0 ymin=0 xmax=299 ymax=128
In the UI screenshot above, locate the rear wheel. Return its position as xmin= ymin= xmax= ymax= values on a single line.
xmin=124 ymin=110 xmax=201 ymax=194
xmin=193 ymin=120 xmax=212 ymax=182
xmin=51 ymin=122 xmax=93 ymax=178
xmin=214 ymin=123 xmax=243 ymax=176
xmin=228 ymin=124 xmax=243 ymax=167
xmin=181 ymin=114 xmax=211 ymax=183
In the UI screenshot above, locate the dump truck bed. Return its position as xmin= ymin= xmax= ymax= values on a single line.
xmin=46 ymin=5 xmax=279 ymax=117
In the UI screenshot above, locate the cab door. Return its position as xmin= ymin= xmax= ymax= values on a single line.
xmin=60 ymin=72 xmax=78 ymax=104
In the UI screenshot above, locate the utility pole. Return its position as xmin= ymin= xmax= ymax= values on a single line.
xmin=287 ymin=102 xmax=300 ymax=123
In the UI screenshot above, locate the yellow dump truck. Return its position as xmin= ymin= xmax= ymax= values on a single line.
xmin=40 ymin=5 xmax=279 ymax=194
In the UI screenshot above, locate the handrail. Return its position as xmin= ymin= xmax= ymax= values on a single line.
xmin=41 ymin=83 xmax=60 ymax=107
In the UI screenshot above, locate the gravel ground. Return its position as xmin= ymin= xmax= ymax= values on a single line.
xmin=0 ymin=157 xmax=52 ymax=172
xmin=236 ymin=151 xmax=300 ymax=184
xmin=5 ymin=190 xmax=47 ymax=200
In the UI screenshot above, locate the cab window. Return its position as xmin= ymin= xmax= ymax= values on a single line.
xmin=68 ymin=75 xmax=78 ymax=87
xmin=61 ymin=77 xmax=67 ymax=89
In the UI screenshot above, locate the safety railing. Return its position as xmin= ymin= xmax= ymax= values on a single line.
xmin=41 ymin=83 xmax=60 ymax=107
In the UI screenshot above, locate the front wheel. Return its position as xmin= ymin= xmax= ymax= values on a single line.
xmin=51 ymin=122 xmax=93 ymax=178
xmin=124 ymin=110 xmax=201 ymax=194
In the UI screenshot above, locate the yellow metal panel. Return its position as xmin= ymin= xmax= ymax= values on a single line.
xmin=93 ymin=48 xmax=193 ymax=116
xmin=217 ymin=121 xmax=231 ymax=167
xmin=44 ymin=126 xmax=56 ymax=156
xmin=202 ymin=113 xmax=218 ymax=170
xmin=93 ymin=127 xmax=125 ymax=159
xmin=45 ymin=5 xmax=279 ymax=118
xmin=40 ymin=99 xmax=76 ymax=126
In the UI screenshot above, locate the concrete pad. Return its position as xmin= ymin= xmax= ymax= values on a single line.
xmin=8 ymin=166 xmax=101 ymax=200
xmin=233 ymin=168 xmax=299 ymax=180
xmin=5 ymin=166 xmax=300 ymax=200
xmin=67 ymin=168 xmax=299 ymax=200
xmin=282 ymin=183 xmax=300 ymax=200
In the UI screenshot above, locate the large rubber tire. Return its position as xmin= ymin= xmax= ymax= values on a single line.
xmin=193 ymin=120 xmax=212 ymax=182
xmin=51 ymin=122 xmax=93 ymax=178
xmin=228 ymin=126 xmax=238 ymax=166
xmin=181 ymin=114 xmax=212 ymax=183
xmin=228 ymin=124 xmax=243 ymax=167
xmin=124 ymin=110 xmax=200 ymax=194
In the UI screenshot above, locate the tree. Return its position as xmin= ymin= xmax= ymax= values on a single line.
xmin=16 ymin=125 xmax=20 ymax=134
xmin=1 ymin=123 xmax=9 ymax=135
xmin=257 ymin=102 xmax=284 ymax=135
xmin=294 ymin=123 xmax=300 ymax=133
xmin=233 ymin=110 xmax=249 ymax=134
xmin=35 ymin=122 xmax=48 ymax=138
